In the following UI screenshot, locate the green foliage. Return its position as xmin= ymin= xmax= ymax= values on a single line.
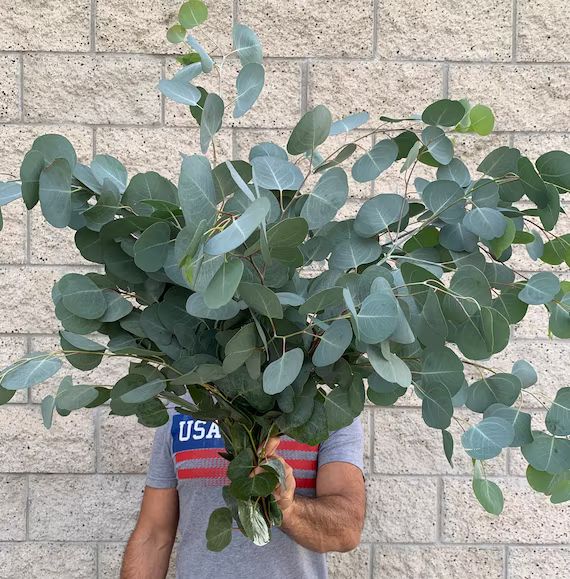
xmin=1 ymin=0 xmax=569 ymax=553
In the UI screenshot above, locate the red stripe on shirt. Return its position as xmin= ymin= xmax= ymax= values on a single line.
xmin=178 ymin=467 xmax=228 ymax=479
xmin=175 ymin=449 xmax=225 ymax=463
xmin=296 ymin=478 xmax=317 ymax=489
xmin=278 ymin=440 xmax=319 ymax=452
xmin=286 ymin=458 xmax=318 ymax=471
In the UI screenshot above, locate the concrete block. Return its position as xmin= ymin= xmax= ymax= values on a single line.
xmin=517 ymin=0 xmax=570 ymax=62
xmin=509 ymin=546 xmax=570 ymax=579
xmin=165 ymin=58 xmax=303 ymax=128
xmin=327 ymin=544 xmax=371 ymax=579
xmin=0 ymin=475 xmax=27 ymax=540
xmin=362 ymin=477 xmax=438 ymax=542
xmin=0 ymin=543 xmax=96 ymax=579
xmin=96 ymin=126 xmax=232 ymax=182
xmin=28 ymin=474 xmax=145 ymax=541
xmin=96 ymin=0 xmax=233 ymax=54
xmin=24 ymin=54 xmax=161 ymax=125
xmin=0 ymin=1 xmax=90 ymax=51
xmin=374 ymin=545 xmax=504 ymax=578
xmin=449 ymin=65 xmax=570 ymax=131
xmin=238 ymin=0 xmax=374 ymax=57
xmin=441 ymin=476 xmax=570 ymax=543
xmin=377 ymin=0 xmax=512 ymax=61
xmin=309 ymin=61 xmax=443 ymax=129
xmin=0 ymin=56 xmax=20 ymax=122
xmin=0 ymin=406 xmax=95 ymax=473
xmin=98 ymin=413 xmax=156 ymax=474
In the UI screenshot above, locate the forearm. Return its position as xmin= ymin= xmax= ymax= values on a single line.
xmin=280 ymin=493 xmax=363 ymax=553
xmin=120 ymin=528 xmax=175 ymax=579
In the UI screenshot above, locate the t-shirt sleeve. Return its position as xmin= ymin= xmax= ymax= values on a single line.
xmin=317 ymin=416 xmax=365 ymax=475
xmin=145 ymin=419 xmax=178 ymax=489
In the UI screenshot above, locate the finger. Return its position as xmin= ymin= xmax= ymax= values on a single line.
xmin=259 ymin=436 xmax=281 ymax=458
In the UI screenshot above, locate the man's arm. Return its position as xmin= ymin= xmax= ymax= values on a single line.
xmin=121 ymin=486 xmax=179 ymax=579
xmin=262 ymin=437 xmax=366 ymax=553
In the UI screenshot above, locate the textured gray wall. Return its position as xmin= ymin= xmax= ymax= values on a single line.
xmin=0 ymin=1 xmax=569 ymax=577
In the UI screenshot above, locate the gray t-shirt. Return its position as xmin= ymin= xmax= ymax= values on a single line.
xmin=146 ymin=406 xmax=365 ymax=579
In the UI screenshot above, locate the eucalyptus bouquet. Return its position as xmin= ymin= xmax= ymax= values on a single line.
xmin=1 ymin=0 xmax=569 ymax=552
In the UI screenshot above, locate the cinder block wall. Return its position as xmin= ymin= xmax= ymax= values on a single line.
xmin=0 ymin=1 xmax=568 ymax=577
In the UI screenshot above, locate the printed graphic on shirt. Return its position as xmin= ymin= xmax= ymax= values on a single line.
xmin=171 ymin=413 xmax=320 ymax=489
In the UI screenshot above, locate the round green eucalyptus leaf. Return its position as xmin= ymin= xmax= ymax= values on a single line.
xmin=167 ymin=24 xmax=187 ymax=44
xmin=354 ymin=193 xmax=409 ymax=237
xmin=536 ymin=150 xmax=570 ymax=191
xmin=39 ymin=158 xmax=73 ymax=228
xmin=328 ymin=236 xmax=381 ymax=270
xmin=463 ymin=207 xmax=507 ymax=240
xmin=522 ymin=432 xmax=570 ymax=474
xmin=324 ymin=378 xmax=363 ymax=430
xmin=222 ymin=323 xmax=257 ymax=374
xmin=0 ymin=182 xmax=21 ymax=206
xmin=545 ymin=387 xmax=570 ymax=436
xmin=512 ymin=359 xmax=537 ymax=388
xmin=133 ymin=222 xmax=171 ymax=273
xmin=103 ymin=242 xmax=148 ymax=285
xmin=59 ymin=273 xmax=107 ymax=319
xmin=469 ymin=178 xmax=499 ymax=208
xmin=422 ymin=179 xmax=465 ymax=224
xmin=314 ymin=143 xmax=357 ymax=173
xmin=265 ymin=217 xmax=308 ymax=248
xmin=91 ymin=154 xmax=128 ymax=194
xmin=75 ymin=228 xmax=104 ymax=264
xmin=461 ymin=416 xmax=514 ymax=460
xmin=122 ymin=172 xmax=178 ymax=217
xmin=206 ymin=507 xmax=233 ymax=552
xmin=249 ymin=142 xmax=288 ymax=162
xmin=238 ymin=282 xmax=283 ymax=319
xmin=299 ymin=287 xmax=343 ymax=316
xmin=204 ymin=258 xmax=244 ymax=309
xmin=287 ymin=105 xmax=332 ymax=156
xmin=233 ymin=23 xmax=263 ymax=66
xmin=477 ymin=146 xmax=521 ymax=178
xmin=0 ymin=353 xmax=62 ymax=391
xmin=367 ymin=385 xmax=406 ymax=406
xmin=121 ymin=378 xmax=166 ymax=404
xmin=468 ymin=104 xmax=495 ymax=136
xmin=458 ymin=307 xmax=507 ymax=353
xmin=186 ymin=292 xmax=240 ymax=320
xmin=484 ymin=403 xmax=533 ymax=446
xmin=329 ymin=111 xmax=370 ymax=136
xmin=158 ymin=78 xmax=201 ymax=105
xmin=419 ymin=346 xmax=464 ymax=395
xmin=20 ymin=149 xmax=45 ymax=209
xmin=420 ymin=382 xmax=453 ymax=429
xmin=549 ymin=294 xmax=570 ymax=339
xmin=205 ymin=197 xmax=270 ymax=255
xmin=200 ymin=93 xmax=224 ymax=153
xmin=98 ymin=291 xmax=133 ymax=322
xmin=351 ymin=139 xmax=398 ymax=183
xmin=263 ymin=348 xmax=304 ymax=395
xmin=436 ymin=157 xmax=471 ymax=188
xmin=540 ymin=234 xmax=570 ymax=266
xmin=422 ymin=99 xmax=466 ymax=127
xmin=312 ymin=319 xmax=353 ymax=367
xmin=421 ymin=126 xmax=453 ymax=165
xmin=178 ymin=0 xmax=208 ymax=28
xmin=518 ymin=272 xmax=560 ymax=305
xmin=465 ymin=373 xmax=522 ymax=413
xmin=32 ymin=134 xmax=77 ymax=168
xmin=301 ymin=167 xmax=348 ymax=230
xmin=234 ymin=63 xmax=265 ymax=118
xmin=473 ymin=478 xmax=503 ymax=515
xmin=357 ymin=291 xmax=399 ymax=345
xmin=367 ymin=344 xmax=412 ymax=388
xmin=251 ymin=155 xmax=304 ymax=192
xmin=57 ymin=383 xmax=99 ymax=411
xmin=55 ymin=301 xmax=102 ymax=335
